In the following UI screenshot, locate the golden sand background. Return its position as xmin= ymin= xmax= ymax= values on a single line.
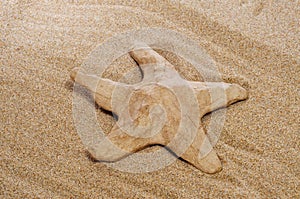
xmin=1 ymin=0 xmax=299 ymax=198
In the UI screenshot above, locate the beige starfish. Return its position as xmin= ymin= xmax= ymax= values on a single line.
xmin=70 ymin=45 xmax=248 ymax=173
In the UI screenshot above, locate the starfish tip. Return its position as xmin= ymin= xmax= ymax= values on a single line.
xmin=70 ymin=67 xmax=81 ymax=81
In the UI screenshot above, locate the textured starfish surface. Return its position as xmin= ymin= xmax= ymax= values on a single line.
xmin=70 ymin=45 xmax=248 ymax=173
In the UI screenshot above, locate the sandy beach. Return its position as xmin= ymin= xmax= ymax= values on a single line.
xmin=1 ymin=0 xmax=299 ymax=198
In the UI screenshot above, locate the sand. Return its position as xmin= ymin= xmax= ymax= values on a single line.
xmin=1 ymin=0 xmax=299 ymax=198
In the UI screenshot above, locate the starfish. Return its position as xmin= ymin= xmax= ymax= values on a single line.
xmin=70 ymin=45 xmax=248 ymax=173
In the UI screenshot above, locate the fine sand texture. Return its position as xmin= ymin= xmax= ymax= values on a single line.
xmin=1 ymin=0 xmax=299 ymax=198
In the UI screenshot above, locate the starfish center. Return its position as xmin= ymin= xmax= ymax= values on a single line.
xmin=117 ymin=84 xmax=181 ymax=140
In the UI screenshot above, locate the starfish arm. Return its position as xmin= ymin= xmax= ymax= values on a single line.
xmin=87 ymin=124 xmax=154 ymax=162
xmin=129 ymin=44 xmax=176 ymax=77
xmin=190 ymin=81 xmax=248 ymax=115
xmin=180 ymin=126 xmax=222 ymax=174
xmin=70 ymin=67 xmax=129 ymax=112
